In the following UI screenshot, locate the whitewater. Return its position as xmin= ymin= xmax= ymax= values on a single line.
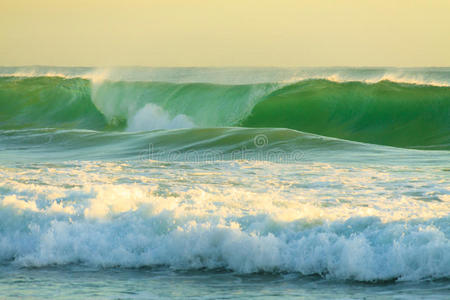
xmin=0 ymin=67 xmax=449 ymax=299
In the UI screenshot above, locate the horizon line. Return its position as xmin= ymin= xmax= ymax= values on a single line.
xmin=1 ymin=65 xmax=449 ymax=69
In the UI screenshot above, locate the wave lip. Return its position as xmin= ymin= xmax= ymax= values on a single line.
xmin=1 ymin=66 xmax=449 ymax=86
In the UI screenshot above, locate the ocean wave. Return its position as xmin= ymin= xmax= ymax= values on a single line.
xmin=241 ymin=79 xmax=450 ymax=149
xmin=0 ymin=76 xmax=449 ymax=149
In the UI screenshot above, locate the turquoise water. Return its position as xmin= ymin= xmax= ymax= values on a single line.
xmin=0 ymin=67 xmax=449 ymax=299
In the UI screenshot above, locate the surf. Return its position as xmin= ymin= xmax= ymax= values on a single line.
xmin=0 ymin=74 xmax=449 ymax=150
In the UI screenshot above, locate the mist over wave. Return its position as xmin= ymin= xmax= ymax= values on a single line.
xmin=2 ymin=66 xmax=450 ymax=86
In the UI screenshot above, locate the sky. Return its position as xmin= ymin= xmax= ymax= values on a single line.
xmin=0 ymin=0 xmax=449 ymax=67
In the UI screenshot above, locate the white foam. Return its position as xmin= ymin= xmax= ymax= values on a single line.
xmin=0 ymin=161 xmax=449 ymax=281
xmin=127 ymin=104 xmax=195 ymax=131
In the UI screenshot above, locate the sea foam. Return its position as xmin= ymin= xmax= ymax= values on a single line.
xmin=0 ymin=161 xmax=448 ymax=282
xmin=127 ymin=104 xmax=195 ymax=131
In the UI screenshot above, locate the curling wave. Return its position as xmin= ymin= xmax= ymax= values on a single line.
xmin=0 ymin=76 xmax=449 ymax=149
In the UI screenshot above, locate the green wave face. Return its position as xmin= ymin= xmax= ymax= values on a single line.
xmin=91 ymin=80 xmax=276 ymax=128
xmin=0 ymin=77 xmax=108 ymax=130
xmin=242 ymin=80 xmax=450 ymax=149
xmin=0 ymin=76 xmax=449 ymax=149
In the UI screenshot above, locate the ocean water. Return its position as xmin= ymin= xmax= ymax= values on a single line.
xmin=0 ymin=66 xmax=449 ymax=299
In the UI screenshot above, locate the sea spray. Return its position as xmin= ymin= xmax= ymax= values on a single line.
xmin=127 ymin=103 xmax=195 ymax=131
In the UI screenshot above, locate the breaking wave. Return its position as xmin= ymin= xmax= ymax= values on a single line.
xmin=0 ymin=75 xmax=449 ymax=149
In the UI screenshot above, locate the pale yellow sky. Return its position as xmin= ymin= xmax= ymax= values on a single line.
xmin=0 ymin=0 xmax=449 ymax=67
